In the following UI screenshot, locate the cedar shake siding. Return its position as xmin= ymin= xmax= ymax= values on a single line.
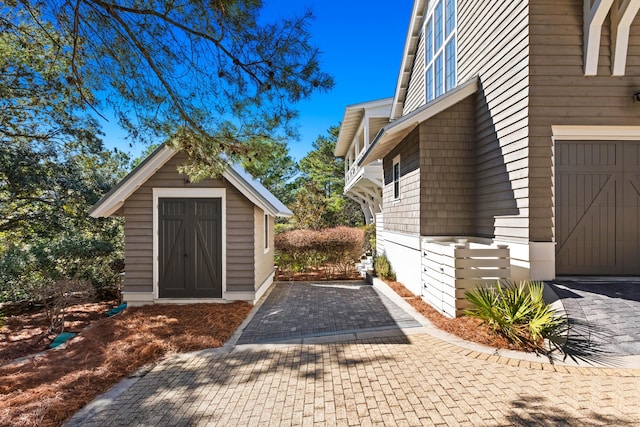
xmin=458 ymin=0 xmax=530 ymax=241
xmin=121 ymin=152 xmax=255 ymax=294
xmin=383 ymin=127 xmax=421 ymax=235
xmin=419 ymin=96 xmax=476 ymax=236
xmin=529 ymin=0 xmax=640 ymax=242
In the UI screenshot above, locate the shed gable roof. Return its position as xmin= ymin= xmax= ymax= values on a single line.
xmin=89 ymin=144 xmax=293 ymax=218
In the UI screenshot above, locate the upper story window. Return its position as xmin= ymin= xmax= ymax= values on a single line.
xmin=425 ymin=0 xmax=456 ymax=102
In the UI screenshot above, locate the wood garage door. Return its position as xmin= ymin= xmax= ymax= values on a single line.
xmin=158 ymin=198 xmax=222 ymax=298
xmin=556 ymin=141 xmax=640 ymax=275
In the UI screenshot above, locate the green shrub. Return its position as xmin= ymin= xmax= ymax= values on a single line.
xmin=374 ymin=253 xmax=396 ymax=281
xmin=362 ymin=224 xmax=376 ymax=256
xmin=464 ymin=280 xmax=565 ymax=350
xmin=0 ymin=234 xmax=123 ymax=304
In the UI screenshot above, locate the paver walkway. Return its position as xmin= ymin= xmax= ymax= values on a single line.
xmin=73 ymin=334 xmax=640 ymax=426
xmin=67 ymin=279 xmax=640 ymax=426
xmin=550 ymin=279 xmax=640 ymax=356
xmin=236 ymin=281 xmax=421 ymax=344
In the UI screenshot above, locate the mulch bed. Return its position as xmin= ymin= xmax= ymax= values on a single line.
xmin=384 ymin=280 xmax=525 ymax=351
xmin=0 ymin=275 xmax=529 ymax=426
xmin=0 ymin=301 xmax=252 ymax=426
xmin=0 ymin=299 xmax=117 ymax=365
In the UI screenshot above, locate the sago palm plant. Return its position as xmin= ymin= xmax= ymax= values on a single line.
xmin=464 ymin=280 xmax=565 ymax=351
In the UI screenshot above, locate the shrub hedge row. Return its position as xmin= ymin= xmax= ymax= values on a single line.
xmin=274 ymin=226 xmax=365 ymax=280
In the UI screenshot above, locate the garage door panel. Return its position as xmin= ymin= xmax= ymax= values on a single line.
xmin=556 ymin=173 xmax=615 ymax=250
xmin=556 ymin=141 xmax=640 ymax=275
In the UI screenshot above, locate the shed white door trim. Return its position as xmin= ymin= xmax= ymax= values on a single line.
xmin=152 ymin=188 xmax=227 ymax=300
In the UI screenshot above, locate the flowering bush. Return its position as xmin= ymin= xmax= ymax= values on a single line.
xmin=275 ymin=227 xmax=365 ymax=280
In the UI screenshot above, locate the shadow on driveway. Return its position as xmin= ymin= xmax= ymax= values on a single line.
xmin=549 ymin=279 xmax=640 ymax=361
xmin=236 ymin=281 xmax=421 ymax=345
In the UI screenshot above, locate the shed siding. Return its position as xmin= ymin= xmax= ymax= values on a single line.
xmin=383 ymin=127 xmax=421 ymax=235
xmin=457 ymin=0 xmax=531 ymax=241
xmin=122 ymin=152 xmax=255 ymax=294
xmin=529 ymin=1 xmax=640 ymax=242
xmin=403 ymin=31 xmax=426 ymax=116
xmin=419 ymin=96 xmax=476 ymax=236
xmin=254 ymin=207 xmax=275 ymax=292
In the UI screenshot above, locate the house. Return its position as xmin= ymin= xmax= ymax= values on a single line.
xmin=334 ymin=98 xmax=392 ymax=224
xmin=89 ymin=144 xmax=292 ymax=306
xmin=337 ymin=0 xmax=640 ymax=316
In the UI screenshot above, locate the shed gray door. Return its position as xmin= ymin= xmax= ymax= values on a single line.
xmin=159 ymin=198 xmax=222 ymax=298
xmin=556 ymin=141 xmax=640 ymax=275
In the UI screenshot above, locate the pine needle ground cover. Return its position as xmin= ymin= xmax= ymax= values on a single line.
xmin=385 ymin=280 xmax=526 ymax=351
xmin=0 ymin=300 xmax=116 ymax=365
xmin=0 ymin=302 xmax=251 ymax=426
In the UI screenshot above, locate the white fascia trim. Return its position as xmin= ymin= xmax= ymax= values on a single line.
xmin=611 ymin=0 xmax=640 ymax=76
xmin=152 ymin=187 xmax=227 ymax=300
xmin=391 ymin=0 xmax=427 ymax=120
xmin=552 ymin=125 xmax=640 ymax=140
xmin=583 ymin=0 xmax=615 ymax=75
xmin=336 ymin=107 xmax=365 ymax=157
xmin=222 ymin=169 xmax=286 ymax=218
xmin=90 ymin=146 xmax=177 ymax=217
xmin=336 ymin=98 xmax=393 ymax=157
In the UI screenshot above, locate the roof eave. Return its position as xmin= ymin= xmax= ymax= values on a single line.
xmin=89 ymin=144 xmax=176 ymax=218
xmin=359 ymin=76 xmax=479 ymax=167
xmin=390 ymin=0 xmax=427 ymax=120
xmin=89 ymin=145 xmax=293 ymax=219
xmin=335 ymin=97 xmax=395 ymax=157
xmin=223 ymin=165 xmax=293 ymax=218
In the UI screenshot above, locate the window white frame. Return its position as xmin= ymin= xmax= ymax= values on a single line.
xmin=424 ymin=0 xmax=456 ymax=102
xmin=152 ymin=187 xmax=227 ymax=300
xmin=392 ymin=155 xmax=401 ymax=201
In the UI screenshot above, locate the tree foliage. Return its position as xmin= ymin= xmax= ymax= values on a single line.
xmin=0 ymin=0 xmax=335 ymax=302
xmin=5 ymin=0 xmax=334 ymax=177
xmin=292 ymin=125 xmax=363 ymax=228
xmin=299 ymin=126 xmax=344 ymax=198
xmin=240 ymin=137 xmax=299 ymax=206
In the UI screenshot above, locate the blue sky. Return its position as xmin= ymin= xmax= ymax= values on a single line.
xmin=101 ymin=0 xmax=413 ymax=162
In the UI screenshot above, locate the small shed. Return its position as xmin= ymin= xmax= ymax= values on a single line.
xmin=90 ymin=144 xmax=292 ymax=306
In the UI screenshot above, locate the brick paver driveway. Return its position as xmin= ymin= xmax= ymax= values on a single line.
xmin=550 ymin=279 xmax=640 ymax=356
xmin=69 ymin=281 xmax=640 ymax=426
xmin=236 ymin=281 xmax=421 ymax=344
xmin=73 ymin=334 xmax=640 ymax=426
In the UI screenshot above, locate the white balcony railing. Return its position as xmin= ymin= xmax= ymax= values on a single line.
xmin=345 ymin=157 xmax=382 ymax=191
